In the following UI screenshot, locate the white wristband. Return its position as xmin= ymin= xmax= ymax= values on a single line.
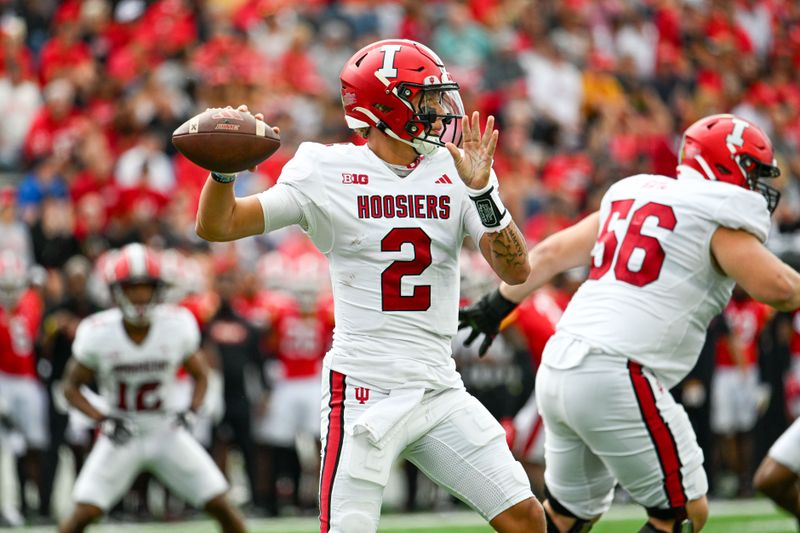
xmin=466 ymin=181 xmax=494 ymax=196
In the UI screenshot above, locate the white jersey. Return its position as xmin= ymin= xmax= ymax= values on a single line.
xmin=72 ymin=304 xmax=200 ymax=427
xmin=547 ymin=172 xmax=770 ymax=388
xmin=258 ymin=142 xmax=491 ymax=390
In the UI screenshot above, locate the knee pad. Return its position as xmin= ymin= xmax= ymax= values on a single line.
xmin=646 ymin=506 xmax=692 ymax=533
xmin=638 ymin=519 xmax=693 ymax=533
xmin=544 ymin=485 xmax=592 ymax=532
xmin=335 ymin=511 xmax=376 ymax=533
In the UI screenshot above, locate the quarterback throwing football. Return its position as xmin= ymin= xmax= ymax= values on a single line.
xmin=196 ymin=40 xmax=544 ymax=533
xmin=58 ymin=244 xmax=246 ymax=533
xmin=460 ymin=114 xmax=800 ymax=533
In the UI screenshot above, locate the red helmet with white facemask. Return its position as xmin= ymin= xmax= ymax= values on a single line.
xmin=340 ymin=39 xmax=464 ymax=156
xmin=105 ymin=243 xmax=162 ymax=325
xmin=678 ymin=114 xmax=781 ymax=212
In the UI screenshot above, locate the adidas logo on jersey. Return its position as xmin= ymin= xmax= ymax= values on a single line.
xmin=434 ymin=174 xmax=453 ymax=184
xmin=342 ymin=173 xmax=369 ymax=184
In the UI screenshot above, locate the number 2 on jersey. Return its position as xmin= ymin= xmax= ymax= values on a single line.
xmin=589 ymin=200 xmax=677 ymax=287
xmin=381 ymin=227 xmax=432 ymax=311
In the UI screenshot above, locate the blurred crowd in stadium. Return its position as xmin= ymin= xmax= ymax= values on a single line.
xmin=2 ymin=0 xmax=800 ymax=526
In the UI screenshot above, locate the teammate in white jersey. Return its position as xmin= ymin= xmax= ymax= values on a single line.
xmin=58 ymin=244 xmax=245 ymax=533
xmin=195 ymin=39 xmax=544 ymax=533
xmin=460 ymin=113 xmax=800 ymax=533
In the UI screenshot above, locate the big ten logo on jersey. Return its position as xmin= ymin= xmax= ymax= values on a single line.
xmin=342 ymin=173 xmax=369 ymax=184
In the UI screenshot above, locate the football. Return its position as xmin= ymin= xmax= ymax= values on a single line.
xmin=172 ymin=107 xmax=280 ymax=173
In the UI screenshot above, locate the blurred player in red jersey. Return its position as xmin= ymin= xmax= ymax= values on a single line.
xmin=0 ymin=250 xmax=47 ymax=521
xmin=195 ymin=39 xmax=543 ymax=533
xmin=711 ymin=285 xmax=772 ymax=497
xmin=460 ymin=114 xmax=799 ymax=532
xmin=58 ymin=244 xmax=246 ymax=533
xmin=255 ymin=262 xmax=333 ymax=515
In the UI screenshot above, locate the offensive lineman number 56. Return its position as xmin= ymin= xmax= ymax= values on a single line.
xmin=589 ymin=200 xmax=677 ymax=287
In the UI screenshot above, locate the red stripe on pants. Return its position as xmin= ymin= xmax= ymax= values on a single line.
xmin=627 ymin=361 xmax=686 ymax=508
xmin=319 ymin=371 xmax=346 ymax=533
xmin=522 ymin=415 xmax=544 ymax=457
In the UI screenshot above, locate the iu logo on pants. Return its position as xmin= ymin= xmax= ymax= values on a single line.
xmin=355 ymin=387 xmax=370 ymax=404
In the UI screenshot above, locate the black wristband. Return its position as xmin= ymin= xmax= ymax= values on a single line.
xmin=211 ymin=171 xmax=237 ymax=184
xmin=469 ymin=185 xmax=508 ymax=228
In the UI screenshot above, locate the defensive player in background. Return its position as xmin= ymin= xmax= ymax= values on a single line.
xmin=195 ymin=39 xmax=544 ymax=533
xmin=711 ymin=286 xmax=772 ymax=497
xmin=58 ymin=244 xmax=246 ymax=533
xmin=0 ymin=250 xmax=46 ymax=522
xmin=459 ymin=114 xmax=800 ymax=533
xmin=254 ymin=256 xmax=333 ymax=515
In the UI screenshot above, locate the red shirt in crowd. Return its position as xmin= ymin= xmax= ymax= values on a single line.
xmin=39 ymin=30 xmax=92 ymax=83
xmin=0 ymin=289 xmax=44 ymax=379
xmin=23 ymin=108 xmax=85 ymax=162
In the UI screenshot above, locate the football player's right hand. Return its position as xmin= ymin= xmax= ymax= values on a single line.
xmin=458 ymin=288 xmax=519 ymax=357
xmin=174 ymin=409 xmax=198 ymax=431
xmin=100 ymin=416 xmax=134 ymax=446
xmin=0 ymin=412 xmax=13 ymax=432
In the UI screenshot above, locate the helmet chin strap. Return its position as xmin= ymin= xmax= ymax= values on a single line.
xmin=351 ymin=105 xmax=445 ymax=156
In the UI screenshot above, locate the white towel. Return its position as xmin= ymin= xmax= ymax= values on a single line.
xmin=350 ymin=388 xmax=424 ymax=449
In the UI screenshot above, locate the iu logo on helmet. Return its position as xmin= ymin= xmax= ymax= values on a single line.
xmin=377 ymin=44 xmax=401 ymax=79
xmin=354 ymin=387 xmax=370 ymax=404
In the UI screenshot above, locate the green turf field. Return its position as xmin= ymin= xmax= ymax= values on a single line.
xmin=10 ymin=499 xmax=797 ymax=532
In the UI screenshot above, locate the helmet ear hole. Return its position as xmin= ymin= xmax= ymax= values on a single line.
xmin=714 ymin=163 xmax=732 ymax=175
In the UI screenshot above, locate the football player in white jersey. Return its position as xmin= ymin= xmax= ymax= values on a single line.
xmin=195 ymin=39 xmax=544 ymax=533
xmin=58 ymin=244 xmax=246 ymax=533
xmin=459 ymin=114 xmax=800 ymax=533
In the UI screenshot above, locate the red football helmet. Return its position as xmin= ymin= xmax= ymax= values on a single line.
xmin=0 ymin=250 xmax=27 ymax=310
xmin=105 ymin=243 xmax=162 ymax=325
xmin=678 ymin=114 xmax=781 ymax=212
xmin=340 ymin=39 xmax=464 ymax=156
